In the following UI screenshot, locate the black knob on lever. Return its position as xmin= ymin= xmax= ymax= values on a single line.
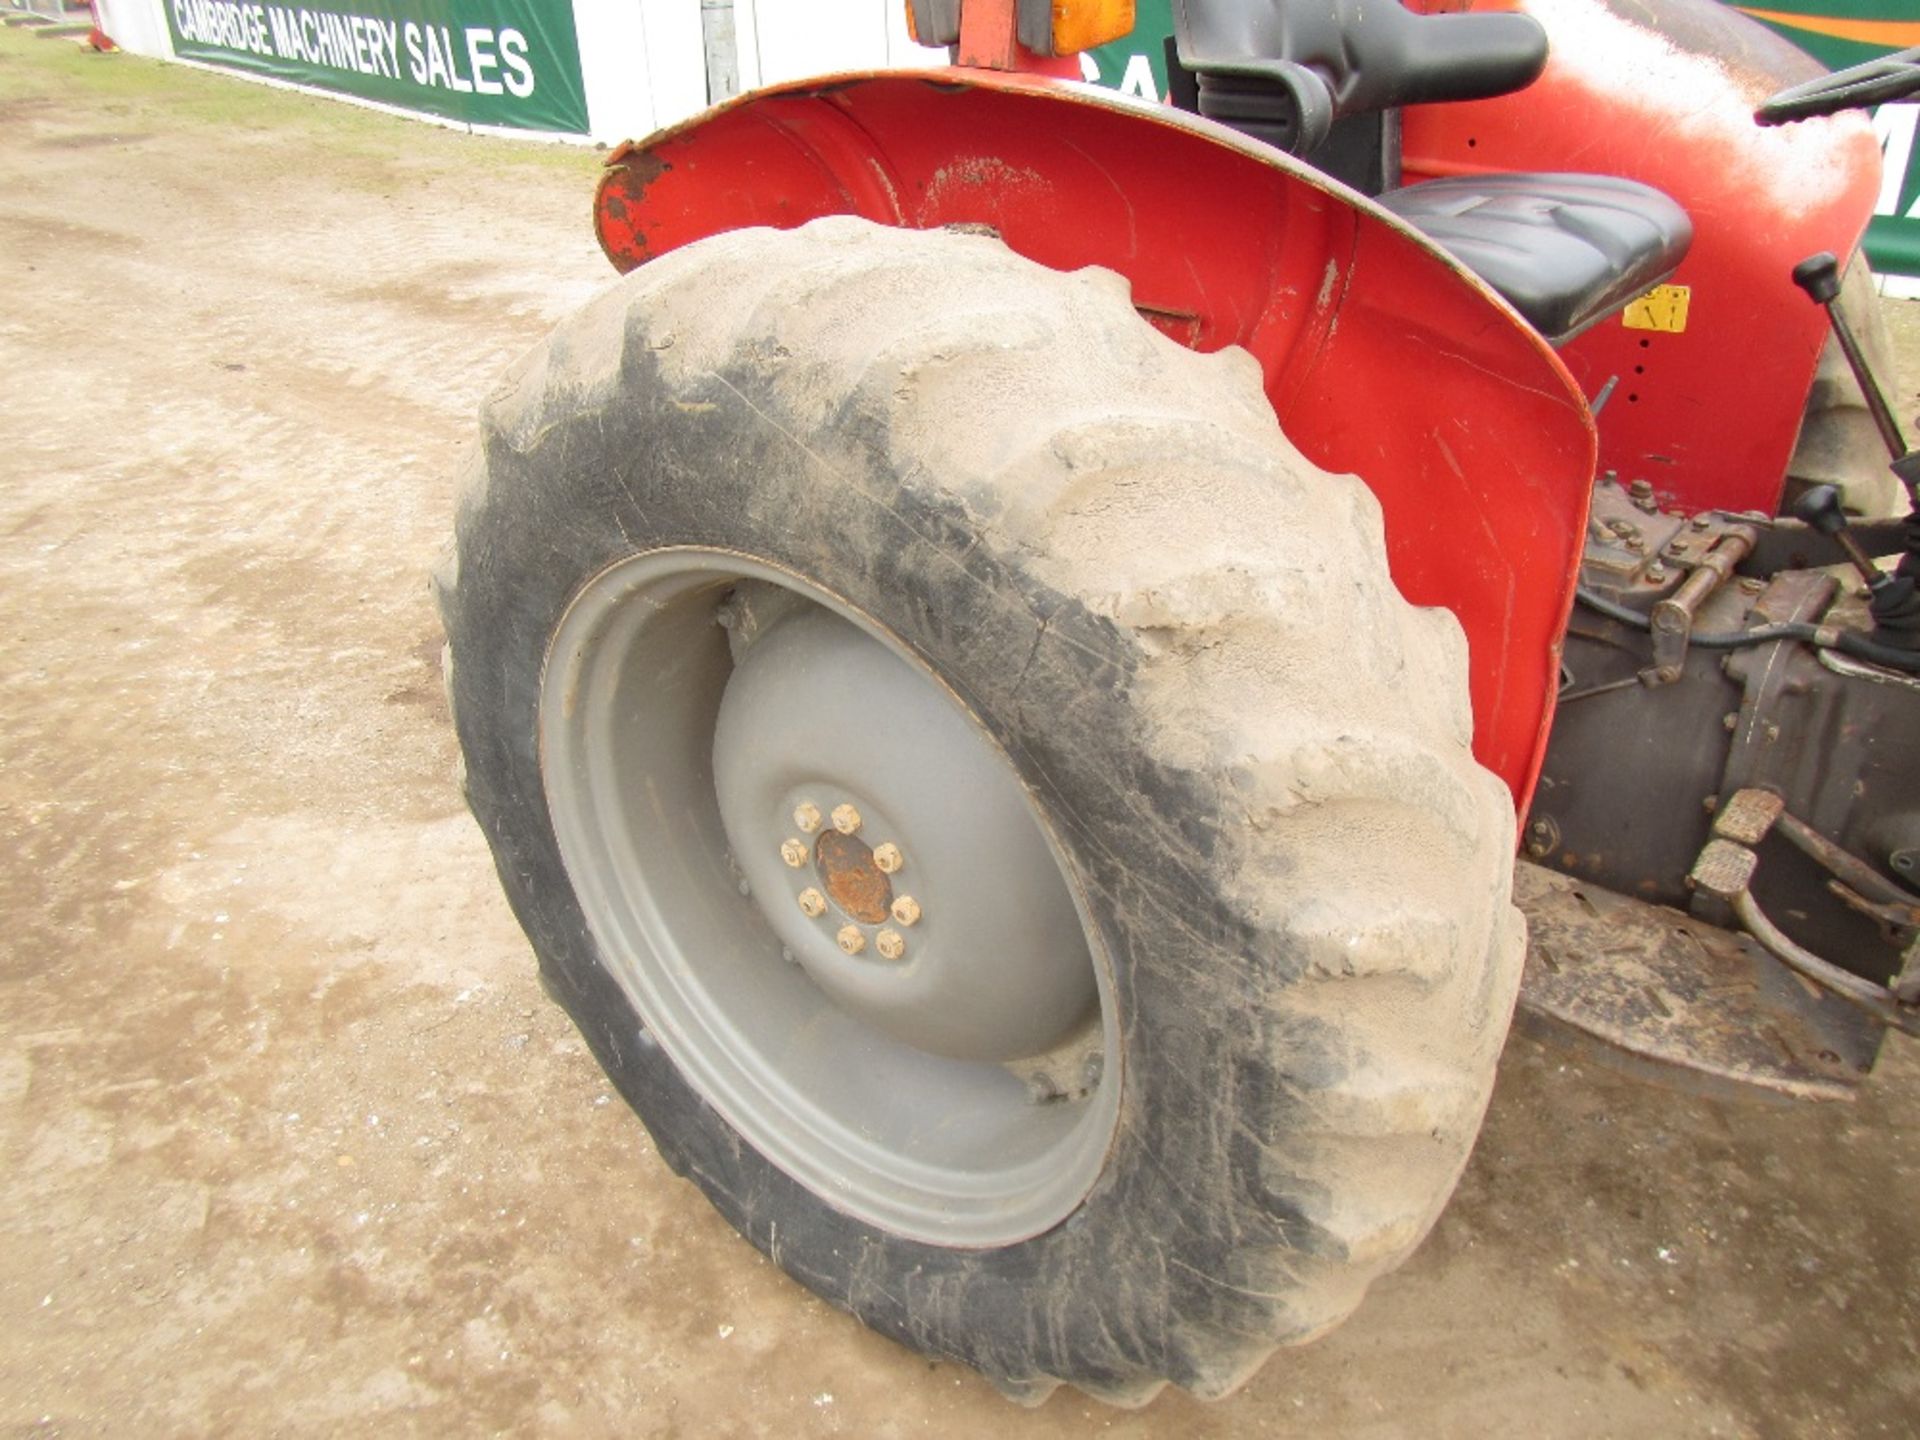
xmin=1791 ymin=253 xmax=1916 ymax=495
xmin=1794 ymin=484 xmax=1888 ymax=592
xmin=1792 ymin=483 xmax=1850 ymax=538
xmin=1791 ymin=252 xmax=1844 ymax=306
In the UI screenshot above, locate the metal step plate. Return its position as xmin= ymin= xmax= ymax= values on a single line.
xmin=1513 ymin=861 xmax=1882 ymax=1102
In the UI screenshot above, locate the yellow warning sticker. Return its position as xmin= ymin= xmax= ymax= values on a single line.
xmin=1622 ymin=284 xmax=1691 ymax=333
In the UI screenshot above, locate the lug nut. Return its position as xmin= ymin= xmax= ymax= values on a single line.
xmin=779 ymin=838 xmax=808 ymax=868
xmin=873 ymin=842 xmax=903 ymax=874
xmin=797 ymin=888 xmax=826 ymax=917
xmin=836 ymin=924 xmax=866 ymax=955
xmin=831 ymin=803 xmax=862 ymax=835
xmin=890 ymin=894 xmax=921 ymax=926
xmin=793 ymin=801 xmax=822 ymax=834
xmin=875 ymin=929 xmax=905 ymax=960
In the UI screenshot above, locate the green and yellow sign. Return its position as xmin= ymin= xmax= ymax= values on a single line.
xmin=164 ymin=0 xmax=587 ymax=133
xmin=1733 ymin=5 xmax=1920 ymax=288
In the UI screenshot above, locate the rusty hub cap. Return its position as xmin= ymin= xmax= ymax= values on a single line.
xmin=813 ymin=827 xmax=893 ymax=925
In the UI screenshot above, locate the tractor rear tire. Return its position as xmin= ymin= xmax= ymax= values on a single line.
xmin=436 ymin=216 xmax=1524 ymax=1405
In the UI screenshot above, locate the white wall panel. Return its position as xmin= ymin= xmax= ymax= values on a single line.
xmin=95 ymin=0 xmax=173 ymax=58
xmin=574 ymin=0 xmax=659 ymax=138
xmin=639 ymin=0 xmax=709 ymax=130
xmin=735 ymin=0 xmax=943 ymax=89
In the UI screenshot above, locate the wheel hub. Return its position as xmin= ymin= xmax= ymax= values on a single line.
xmin=538 ymin=549 xmax=1120 ymax=1246
xmin=712 ymin=603 xmax=1098 ymax=1062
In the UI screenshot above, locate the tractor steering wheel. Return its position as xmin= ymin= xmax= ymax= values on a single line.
xmin=1756 ymin=45 xmax=1920 ymax=126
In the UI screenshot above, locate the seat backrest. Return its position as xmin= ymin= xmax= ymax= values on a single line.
xmin=1172 ymin=0 xmax=1548 ymax=156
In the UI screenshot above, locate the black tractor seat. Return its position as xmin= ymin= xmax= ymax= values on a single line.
xmin=1377 ymin=173 xmax=1693 ymax=343
xmin=1167 ymin=3 xmax=1692 ymax=342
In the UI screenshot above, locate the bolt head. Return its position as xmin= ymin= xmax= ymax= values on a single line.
xmin=792 ymin=802 xmax=822 ymax=834
xmin=797 ymin=887 xmax=826 ymax=918
xmin=875 ymin=929 xmax=905 ymax=960
xmin=873 ymin=842 xmax=903 ymax=874
xmin=836 ymin=924 xmax=866 ymax=955
xmin=890 ymin=894 xmax=921 ymax=926
xmin=1024 ymin=1072 xmax=1062 ymax=1104
xmin=830 ymin=803 xmax=862 ymax=835
xmin=779 ymin=838 xmax=808 ymax=868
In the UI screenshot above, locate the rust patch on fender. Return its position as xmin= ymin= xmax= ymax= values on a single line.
xmin=594 ymin=149 xmax=673 ymax=273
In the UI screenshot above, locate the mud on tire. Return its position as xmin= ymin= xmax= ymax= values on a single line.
xmin=436 ymin=216 xmax=1524 ymax=1405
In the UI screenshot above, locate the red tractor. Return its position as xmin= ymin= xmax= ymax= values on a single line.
xmin=436 ymin=0 xmax=1920 ymax=1405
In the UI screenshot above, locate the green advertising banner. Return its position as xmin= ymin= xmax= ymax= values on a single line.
xmin=1082 ymin=1 xmax=1919 ymax=288
xmin=1083 ymin=0 xmax=1170 ymax=101
xmin=163 ymin=0 xmax=588 ymax=133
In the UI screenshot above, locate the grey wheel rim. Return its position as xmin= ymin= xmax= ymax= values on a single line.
xmin=539 ymin=549 xmax=1121 ymax=1247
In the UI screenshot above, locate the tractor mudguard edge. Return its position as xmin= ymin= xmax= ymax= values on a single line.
xmin=590 ymin=70 xmax=1597 ymax=812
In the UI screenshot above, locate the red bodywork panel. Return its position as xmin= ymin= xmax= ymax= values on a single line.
xmin=1404 ymin=0 xmax=1882 ymax=516
xmin=593 ymin=74 xmax=1594 ymax=811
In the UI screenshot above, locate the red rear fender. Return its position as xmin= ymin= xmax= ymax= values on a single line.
xmin=593 ymin=72 xmax=1597 ymax=813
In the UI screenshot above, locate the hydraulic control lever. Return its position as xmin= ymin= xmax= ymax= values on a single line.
xmin=1795 ymin=485 xmax=1889 ymax=588
xmin=1791 ymin=253 xmax=1920 ymax=650
xmin=1791 ymin=252 xmax=1920 ymax=506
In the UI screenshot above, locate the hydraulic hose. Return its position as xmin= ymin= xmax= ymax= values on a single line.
xmin=1574 ymin=587 xmax=1920 ymax=675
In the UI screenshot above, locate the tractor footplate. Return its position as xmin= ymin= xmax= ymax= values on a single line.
xmin=1513 ymin=861 xmax=1882 ymax=1101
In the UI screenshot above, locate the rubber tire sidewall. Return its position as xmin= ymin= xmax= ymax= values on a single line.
xmin=440 ymin=221 xmax=1519 ymax=1403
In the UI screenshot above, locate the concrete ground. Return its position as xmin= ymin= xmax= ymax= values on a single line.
xmin=2 ymin=29 xmax=1917 ymax=1439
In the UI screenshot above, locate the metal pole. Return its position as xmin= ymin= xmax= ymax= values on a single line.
xmin=701 ymin=0 xmax=740 ymax=105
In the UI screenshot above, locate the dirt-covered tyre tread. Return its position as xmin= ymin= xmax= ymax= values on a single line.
xmin=437 ymin=216 xmax=1524 ymax=1406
